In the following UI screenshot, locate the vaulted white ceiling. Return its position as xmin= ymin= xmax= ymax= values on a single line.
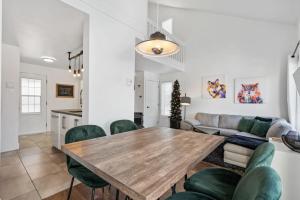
xmin=150 ymin=0 xmax=300 ymax=25
xmin=2 ymin=0 xmax=86 ymax=69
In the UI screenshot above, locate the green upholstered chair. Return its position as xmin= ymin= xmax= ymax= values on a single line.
xmin=232 ymin=166 xmax=282 ymax=200
xmin=184 ymin=142 xmax=275 ymax=200
xmin=65 ymin=125 xmax=108 ymax=200
xmin=245 ymin=142 xmax=275 ymax=174
xmin=168 ymin=167 xmax=281 ymax=200
xmin=110 ymin=120 xmax=139 ymax=200
xmin=110 ymin=120 xmax=138 ymax=135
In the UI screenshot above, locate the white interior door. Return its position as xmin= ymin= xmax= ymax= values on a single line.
xmin=144 ymin=80 xmax=159 ymax=127
xmin=19 ymin=73 xmax=47 ymax=135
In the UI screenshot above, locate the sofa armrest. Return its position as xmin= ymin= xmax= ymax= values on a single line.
xmin=266 ymin=119 xmax=293 ymax=139
xmin=181 ymin=119 xmax=201 ymax=130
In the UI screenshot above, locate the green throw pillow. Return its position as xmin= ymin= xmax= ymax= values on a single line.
xmin=238 ymin=118 xmax=255 ymax=132
xmin=250 ymin=120 xmax=271 ymax=137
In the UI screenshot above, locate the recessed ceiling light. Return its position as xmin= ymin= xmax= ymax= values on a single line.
xmin=41 ymin=56 xmax=56 ymax=63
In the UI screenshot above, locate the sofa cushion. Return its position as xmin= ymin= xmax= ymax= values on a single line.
xmin=250 ymin=120 xmax=271 ymax=137
xmin=224 ymin=143 xmax=254 ymax=156
xmin=219 ymin=114 xmax=242 ymax=130
xmin=193 ymin=125 xmax=219 ymax=132
xmin=218 ymin=128 xmax=239 ymax=137
xmin=266 ymin=119 xmax=292 ymax=138
xmin=224 ymin=151 xmax=250 ymax=164
xmin=237 ymin=118 xmax=255 ymax=132
xmin=224 ymin=158 xmax=247 ymax=168
xmin=195 ymin=113 xmax=219 ymax=128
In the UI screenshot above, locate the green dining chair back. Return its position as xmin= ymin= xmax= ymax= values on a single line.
xmin=245 ymin=142 xmax=275 ymax=174
xmin=65 ymin=125 xmax=108 ymax=200
xmin=232 ymin=166 xmax=282 ymax=200
xmin=170 ymin=167 xmax=282 ymax=200
xmin=110 ymin=119 xmax=138 ymax=135
xmin=65 ymin=125 xmax=106 ymax=169
xmin=183 ymin=142 xmax=275 ymax=200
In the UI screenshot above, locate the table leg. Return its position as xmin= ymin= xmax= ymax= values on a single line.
xmin=171 ymin=184 xmax=176 ymax=195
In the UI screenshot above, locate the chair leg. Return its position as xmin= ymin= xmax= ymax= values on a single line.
xmin=91 ymin=188 xmax=95 ymax=200
xmin=116 ymin=189 xmax=119 ymax=200
xmin=171 ymin=184 xmax=176 ymax=195
xmin=67 ymin=177 xmax=75 ymax=200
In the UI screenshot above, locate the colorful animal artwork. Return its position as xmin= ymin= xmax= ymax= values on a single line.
xmin=237 ymin=83 xmax=263 ymax=104
xmin=207 ymin=79 xmax=226 ymax=99
xmin=202 ymin=76 xmax=227 ymax=99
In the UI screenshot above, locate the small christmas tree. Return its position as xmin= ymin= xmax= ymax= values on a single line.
xmin=170 ymin=80 xmax=182 ymax=128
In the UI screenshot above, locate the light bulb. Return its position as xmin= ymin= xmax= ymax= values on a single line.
xmin=68 ymin=65 xmax=72 ymax=72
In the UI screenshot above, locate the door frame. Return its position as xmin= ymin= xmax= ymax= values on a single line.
xmin=19 ymin=72 xmax=48 ymax=134
xmin=144 ymin=79 xmax=160 ymax=127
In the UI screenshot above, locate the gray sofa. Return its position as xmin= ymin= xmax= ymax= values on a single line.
xmin=181 ymin=112 xmax=292 ymax=167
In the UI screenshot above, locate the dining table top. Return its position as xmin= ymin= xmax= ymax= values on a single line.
xmin=62 ymin=127 xmax=225 ymax=200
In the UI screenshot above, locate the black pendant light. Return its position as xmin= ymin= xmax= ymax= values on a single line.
xmin=77 ymin=55 xmax=81 ymax=77
xmin=135 ymin=3 xmax=180 ymax=57
xmin=67 ymin=50 xmax=84 ymax=78
xmin=68 ymin=52 xmax=72 ymax=72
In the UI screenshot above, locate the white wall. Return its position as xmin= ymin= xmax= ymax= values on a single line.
xmin=0 ymin=0 xmax=2 ymax=153
xmin=157 ymin=6 xmax=297 ymax=120
xmin=20 ymin=63 xmax=80 ymax=134
xmin=1 ymin=44 xmax=20 ymax=152
xmin=61 ymin=0 xmax=148 ymax=133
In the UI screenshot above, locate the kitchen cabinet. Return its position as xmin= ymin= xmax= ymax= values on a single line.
xmin=51 ymin=110 xmax=82 ymax=150
xmin=60 ymin=114 xmax=82 ymax=147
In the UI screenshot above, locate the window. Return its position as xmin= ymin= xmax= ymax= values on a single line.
xmin=162 ymin=18 xmax=173 ymax=34
xmin=160 ymin=82 xmax=172 ymax=116
xmin=21 ymin=78 xmax=41 ymax=113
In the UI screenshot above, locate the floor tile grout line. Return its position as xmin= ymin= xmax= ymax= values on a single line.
xmin=17 ymin=149 xmax=43 ymax=200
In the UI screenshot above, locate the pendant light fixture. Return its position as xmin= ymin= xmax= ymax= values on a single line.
xmin=135 ymin=3 xmax=180 ymax=57
xmin=73 ymin=57 xmax=77 ymax=77
xmin=67 ymin=50 xmax=84 ymax=78
xmin=81 ymin=55 xmax=85 ymax=72
xmin=77 ymin=55 xmax=81 ymax=77
xmin=68 ymin=52 xmax=72 ymax=72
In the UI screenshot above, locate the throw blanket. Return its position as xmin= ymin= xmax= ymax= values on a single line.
xmin=226 ymin=135 xmax=267 ymax=150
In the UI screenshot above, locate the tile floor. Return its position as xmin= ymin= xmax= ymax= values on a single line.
xmin=0 ymin=133 xmax=216 ymax=200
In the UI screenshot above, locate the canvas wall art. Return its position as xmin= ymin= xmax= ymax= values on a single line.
xmin=56 ymin=84 xmax=74 ymax=98
xmin=234 ymin=77 xmax=267 ymax=104
xmin=202 ymin=75 xmax=227 ymax=99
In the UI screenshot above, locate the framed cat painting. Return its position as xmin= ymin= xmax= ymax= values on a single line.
xmin=202 ymin=75 xmax=227 ymax=99
xmin=234 ymin=77 xmax=268 ymax=104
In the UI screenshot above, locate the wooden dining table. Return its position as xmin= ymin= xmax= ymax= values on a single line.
xmin=62 ymin=127 xmax=225 ymax=200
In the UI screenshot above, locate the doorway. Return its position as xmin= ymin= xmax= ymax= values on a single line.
xmin=144 ymin=79 xmax=159 ymax=127
xmin=19 ymin=72 xmax=47 ymax=135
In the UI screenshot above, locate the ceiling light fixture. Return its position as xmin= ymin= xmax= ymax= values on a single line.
xmin=41 ymin=56 xmax=56 ymax=63
xmin=135 ymin=3 xmax=180 ymax=57
xmin=67 ymin=50 xmax=84 ymax=78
